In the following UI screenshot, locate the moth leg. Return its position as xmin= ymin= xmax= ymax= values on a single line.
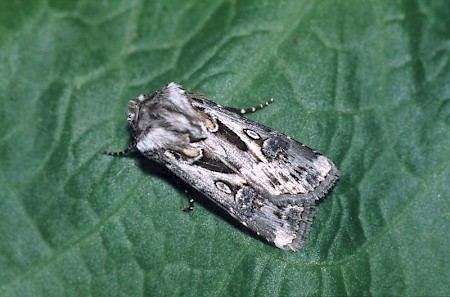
xmin=104 ymin=140 xmax=136 ymax=156
xmin=182 ymin=195 xmax=195 ymax=212
xmin=224 ymin=98 xmax=274 ymax=115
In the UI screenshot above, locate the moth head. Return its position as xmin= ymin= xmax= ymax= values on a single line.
xmin=127 ymin=99 xmax=140 ymax=129
xmin=126 ymin=90 xmax=159 ymax=137
xmin=125 ymin=83 xmax=206 ymax=153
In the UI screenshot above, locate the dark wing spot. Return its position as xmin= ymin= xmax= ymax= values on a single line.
xmin=193 ymin=155 xmax=234 ymax=173
xmin=216 ymin=120 xmax=248 ymax=151
xmin=262 ymin=137 xmax=290 ymax=158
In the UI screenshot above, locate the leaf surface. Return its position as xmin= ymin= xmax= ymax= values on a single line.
xmin=1 ymin=1 xmax=449 ymax=296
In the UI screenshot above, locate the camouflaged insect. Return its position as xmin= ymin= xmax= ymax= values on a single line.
xmin=105 ymin=82 xmax=338 ymax=251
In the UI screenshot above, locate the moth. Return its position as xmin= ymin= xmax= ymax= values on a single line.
xmin=105 ymin=82 xmax=338 ymax=251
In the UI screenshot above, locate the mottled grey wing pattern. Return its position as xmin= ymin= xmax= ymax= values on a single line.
xmin=155 ymin=95 xmax=338 ymax=250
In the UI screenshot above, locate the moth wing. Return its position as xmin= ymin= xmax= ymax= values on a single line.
xmin=160 ymin=151 xmax=315 ymax=251
xmin=195 ymin=97 xmax=339 ymax=202
xmin=157 ymin=97 xmax=338 ymax=250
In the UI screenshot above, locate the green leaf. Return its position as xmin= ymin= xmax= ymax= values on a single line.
xmin=1 ymin=0 xmax=449 ymax=296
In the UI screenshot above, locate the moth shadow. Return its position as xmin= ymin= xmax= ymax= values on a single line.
xmin=134 ymin=153 xmax=269 ymax=247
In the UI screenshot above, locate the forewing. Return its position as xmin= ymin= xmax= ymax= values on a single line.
xmin=152 ymin=97 xmax=338 ymax=250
